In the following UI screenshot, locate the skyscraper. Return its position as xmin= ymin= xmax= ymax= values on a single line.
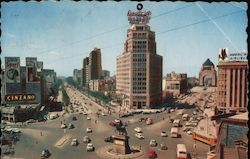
xmin=89 ymin=48 xmax=102 ymax=80
xmin=116 ymin=8 xmax=162 ymax=109
xmin=81 ymin=48 xmax=102 ymax=88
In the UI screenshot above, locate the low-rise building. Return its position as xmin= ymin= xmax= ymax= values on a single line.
xmin=207 ymin=112 xmax=248 ymax=159
xmin=162 ymin=72 xmax=187 ymax=98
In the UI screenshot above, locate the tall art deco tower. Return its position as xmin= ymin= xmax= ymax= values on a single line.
xmin=116 ymin=5 xmax=162 ymax=109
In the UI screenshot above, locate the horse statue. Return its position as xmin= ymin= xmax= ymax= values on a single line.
xmin=115 ymin=120 xmax=127 ymax=136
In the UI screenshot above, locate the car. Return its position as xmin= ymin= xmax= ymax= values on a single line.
xmin=83 ymin=136 xmax=91 ymax=143
xmin=120 ymin=114 xmax=128 ymax=118
xmin=193 ymin=111 xmax=197 ymax=115
xmin=114 ymin=119 xmax=120 ymax=123
xmin=41 ymin=149 xmax=51 ymax=158
xmin=11 ymin=128 xmax=21 ymax=133
xmin=86 ymin=127 xmax=92 ymax=133
xmin=142 ymin=111 xmax=150 ymax=115
xmin=38 ymin=118 xmax=47 ymax=122
xmin=26 ymin=119 xmax=36 ymax=124
xmin=169 ymin=118 xmax=174 ymax=123
xmin=160 ymin=143 xmax=168 ymax=150
xmin=134 ymin=127 xmax=142 ymax=133
xmin=87 ymin=117 xmax=91 ymax=120
xmin=72 ymin=116 xmax=77 ymax=121
xmin=101 ymin=113 xmax=107 ymax=116
xmin=166 ymin=108 xmax=171 ymax=113
xmin=68 ymin=123 xmax=74 ymax=129
xmin=148 ymin=148 xmax=157 ymax=159
xmin=187 ymin=130 xmax=193 ymax=135
xmin=83 ymin=112 xmax=88 ymax=115
xmin=104 ymin=136 xmax=113 ymax=142
xmin=149 ymin=139 xmax=157 ymax=147
xmin=61 ymin=124 xmax=67 ymax=129
xmin=135 ymin=133 xmax=144 ymax=139
xmin=71 ymin=138 xmax=78 ymax=146
xmin=170 ymin=109 xmax=175 ymax=113
xmin=161 ymin=131 xmax=168 ymax=137
xmin=86 ymin=143 xmax=94 ymax=151
xmin=109 ymin=121 xmax=116 ymax=127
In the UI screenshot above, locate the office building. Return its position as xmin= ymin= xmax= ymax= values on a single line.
xmin=116 ymin=8 xmax=162 ymax=109
xmin=216 ymin=49 xmax=248 ymax=113
xmin=162 ymin=72 xmax=187 ymax=97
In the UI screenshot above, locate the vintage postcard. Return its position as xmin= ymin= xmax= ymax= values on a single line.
xmin=1 ymin=1 xmax=248 ymax=159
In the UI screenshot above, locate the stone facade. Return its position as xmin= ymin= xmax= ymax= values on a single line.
xmin=199 ymin=58 xmax=217 ymax=86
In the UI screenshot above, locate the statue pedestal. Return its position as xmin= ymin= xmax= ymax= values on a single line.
xmin=112 ymin=135 xmax=131 ymax=155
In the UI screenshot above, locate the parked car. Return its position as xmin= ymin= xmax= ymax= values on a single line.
xmin=41 ymin=149 xmax=51 ymax=159
xmin=61 ymin=124 xmax=67 ymax=129
xmin=135 ymin=133 xmax=144 ymax=139
xmin=86 ymin=127 xmax=92 ymax=133
xmin=148 ymin=148 xmax=157 ymax=159
xmin=104 ymin=136 xmax=113 ymax=142
xmin=68 ymin=123 xmax=74 ymax=129
xmin=72 ymin=116 xmax=77 ymax=121
xmin=160 ymin=143 xmax=168 ymax=150
xmin=83 ymin=136 xmax=91 ymax=143
xmin=114 ymin=119 xmax=120 ymax=123
xmin=87 ymin=117 xmax=91 ymax=120
xmin=187 ymin=130 xmax=193 ymax=135
xmin=161 ymin=131 xmax=168 ymax=137
xmin=86 ymin=143 xmax=94 ymax=151
xmin=134 ymin=127 xmax=142 ymax=133
xmin=26 ymin=119 xmax=36 ymax=124
xmin=71 ymin=138 xmax=78 ymax=146
xmin=149 ymin=139 xmax=157 ymax=147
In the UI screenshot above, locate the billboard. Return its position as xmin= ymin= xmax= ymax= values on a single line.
xmin=26 ymin=57 xmax=37 ymax=67
xmin=218 ymin=48 xmax=229 ymax=63
xmin=229 ymin=52 xmax=247 ymax=62
xmin=37 ymin=61 xmax=43 ymax=72
xmin=5 ymin=57 xmax=20 ymax=83
xmin=5 ymin=82 xmax=41 ymax=104
xmin=26 ymin=57 xmax=39 ymax=82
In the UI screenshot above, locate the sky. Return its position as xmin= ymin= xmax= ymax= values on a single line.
xmin=1 ymin=1 xmax=248 ymax=77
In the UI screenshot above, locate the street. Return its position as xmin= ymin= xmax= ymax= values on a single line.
xmin=2 ymin=86 xmax=209 ymax=159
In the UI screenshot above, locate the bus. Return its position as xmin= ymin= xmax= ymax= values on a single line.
xmin=176 ymin=144 xmax=187 ymax=159
xmin=192 ymin=132 xmax=217 ymax=146
xmin=173 ymin=119 xmax=180 ymax=127
xmin=171 ymin=127 xmax=179 ymax=138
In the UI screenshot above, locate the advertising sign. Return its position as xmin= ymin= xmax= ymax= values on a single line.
xmin=127 ymin=10 xmax=151 ymax=25
xmin=26 ymin=57 xmax=37 ymax=67
xmin=218 ymin=48 xmax=229 ymax=63
xmin=229 ymin=52 xmax=247 ymax=62
xmin=37 ymin=61 xmax=43 ymax=72
xmin=5 ymin=57 xmax=20 ymax=83
xmin=26 ymin=57 xmax=39 ymax=82
xmin=5 ymin=94 xmax=36 ymax=102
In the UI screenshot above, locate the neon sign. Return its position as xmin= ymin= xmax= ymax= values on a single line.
xmin=127 ymin=4 xmax=151 ymax=25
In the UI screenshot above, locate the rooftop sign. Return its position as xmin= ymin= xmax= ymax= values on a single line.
xmin=229 ymin=52 xmax=247 ymax=62
xmin=127 ymin=4 xmax=151 ymax=25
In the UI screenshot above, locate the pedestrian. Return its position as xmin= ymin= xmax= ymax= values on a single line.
xmin=40 ymin=131 xmax=43 ymax=136
xmin=139 ymin=145 xmax=141 ymax=150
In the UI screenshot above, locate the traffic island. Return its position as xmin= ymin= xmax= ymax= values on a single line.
xmin=96 ymin=145 xmax=144 ymax=159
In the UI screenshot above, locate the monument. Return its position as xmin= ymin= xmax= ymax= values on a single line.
xmin=112 ymin=120 xmax=131 ymax=154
